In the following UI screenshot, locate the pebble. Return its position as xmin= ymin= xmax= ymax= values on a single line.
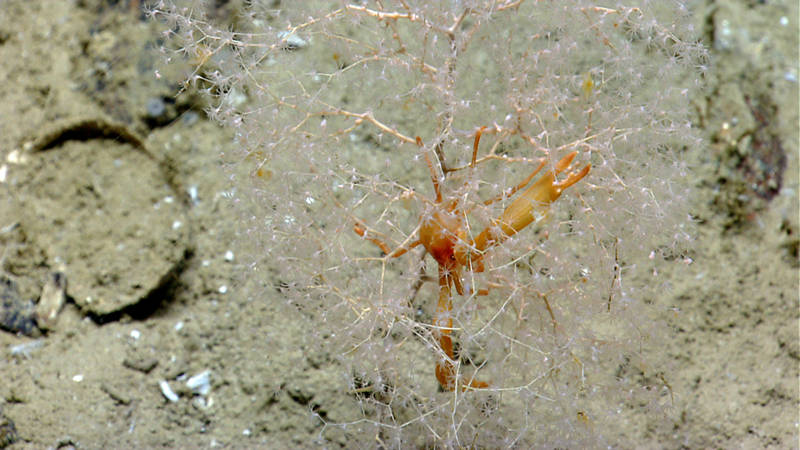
xmin=0 ymin=274 xmax=38 ymax=337
xmin=0 ymin=407 xmax=18 ymax=448
xmin=34 ymin=272 xmax=66 ymax=330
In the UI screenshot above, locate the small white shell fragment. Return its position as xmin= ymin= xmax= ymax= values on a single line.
xmin=224 ymin=250 xmax=234 ymax=262
xmin=35 ymin=272 xmax=67 ymax=330
xmin=188 ymin=185 xmax=199 ymax=205
xmin=72 ymin=374 xmax=84 ymax=382
xmin=218 ymin=285 xmax=227 ymax=294
xmin=192 ymin=396 xmax=213 ymax=410
xmin=130 ymin=329 xmax=141 ymax=340
xmin=174 ymin=321 xmax=184 ymax=332
xmin=159 ymin=380 xmax=179 ymax=402
xmin=186 ymin=370 xmax=211 ymax=396
xmin=7 ymin=149 xmax=26 ymax=164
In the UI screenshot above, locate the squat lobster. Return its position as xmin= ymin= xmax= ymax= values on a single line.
xmin=354 ymin=126 xmax=590 ymax=391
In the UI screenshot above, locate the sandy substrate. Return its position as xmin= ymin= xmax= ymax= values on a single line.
xmin=0 ymin=0 xmax=796 ymax=448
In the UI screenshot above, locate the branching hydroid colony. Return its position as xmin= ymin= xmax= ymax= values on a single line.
xmin=154 ymin=1 xmax=704 ymax=447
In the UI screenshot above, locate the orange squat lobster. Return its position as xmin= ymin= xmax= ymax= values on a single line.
xmin=354 ymin=127 xmax=590 ymax=391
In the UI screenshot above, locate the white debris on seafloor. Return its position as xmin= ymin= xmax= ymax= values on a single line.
xmin=193 ymin=396 xmax=213 ymax=411
xmin=6 ymin=149 xmax=27 ymax=164
xmin=187 ymin=185 xmax=199 ymax=205
xmin=159 ymin=380 xmax=179 ymax=403
xmin=9 ymin=339 xmax=44 ymax=359
xmin=186 ymin=370 xmax=211 ymax=396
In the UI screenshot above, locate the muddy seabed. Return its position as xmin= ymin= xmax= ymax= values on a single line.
xmin=0 ymin=0 xmax=796 ymax=448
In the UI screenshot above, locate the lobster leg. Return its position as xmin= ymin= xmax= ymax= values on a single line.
xmin=434 ymin=267 xmax=489 ymax=391
xmin=353 ymin=221 xmax=422 ymax=258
